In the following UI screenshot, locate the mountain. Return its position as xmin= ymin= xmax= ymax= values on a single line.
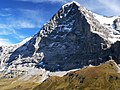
xmin=1 ymin=1 xmax=120 ymax=73
xmin=1 ymin=1 xmax=120 ymax=90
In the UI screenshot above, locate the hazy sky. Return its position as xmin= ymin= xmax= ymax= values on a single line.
xmin=0 ymin=0 xmax=120 ymax=45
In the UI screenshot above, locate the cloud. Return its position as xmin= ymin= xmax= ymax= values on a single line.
xmin=0 ymin=24 xmax=26 ymax=40
xmin=0 ymin=8 xmax=12 ymax=17
xmin=16 ymin=9 xmax=43 ymax=28
xmin=97 ymin=0 xmax=120 ymax=15
xmin=8 ymin=19 xmax=40 ymax=28
xmin=0 ymin=8 xmax=44 ymax=43
xmin=17 ymin=0 xmax=67 ymax=3
xmin=0 ymin=13 xmax=11 ymax=17
xmin=3 ymin=8 xmax=42 ymax=29
xmin=0 ymin=38 xmax=13 ymax=46
xmin=17 ymin=0 xmax=120 ymax=15
xmin=0 ymin=6 xmax=46 ymax=45
xmin=0 ymin=7 xmax=43 ymax=29
xmin=0 ymin=24 xmax=16 ymax=35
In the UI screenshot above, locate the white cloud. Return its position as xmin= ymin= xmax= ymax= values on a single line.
xmin=0 ymin=6 xmax=46 ymax=46
xmin=0 ymin=8 xmax=12 ymax=17
xmin=17 ymin=21 xmax=37 ymax=28
xmin=97 ymin=0 xmax=120 ymax=15
xmin=0 ymin=13 xmax=11 ymax=17
xmin=17 ymin=0 xmax=120 ymax=15
xmin=0 ymin=8 xmax=43 ymax=42
xmin=0 ymin=8 xmax=42 ymax=29
xmin=0 ymin=24 xmax=26 ymax=40
xmin=0 ymin=24 xmax=16 ymax=35
xmin=17 ymin=0 xmax=67 ymax=3
xmin=0 ymin=38 xmax=13 ymax=45
xmin=8 ymin=19 xmax=40 ymax=28
xmin=16 ymin=9 xmax=43 ymax=28
xmin=19 ymin=9 xmax=40 ymax=20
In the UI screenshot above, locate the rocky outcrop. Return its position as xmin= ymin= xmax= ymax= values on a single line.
xmin=114 ymin=18 xmax=120 ymax=30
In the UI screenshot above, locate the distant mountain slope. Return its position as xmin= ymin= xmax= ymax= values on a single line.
xmin=33 ymin=60 xmax=120 ymax=90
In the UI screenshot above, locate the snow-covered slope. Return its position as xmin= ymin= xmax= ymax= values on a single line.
xmin=93 ymin=14 xmax=120 ymax=43
xmin=76 ymin=4 xmax=120 ymax=44
xmin=0 ymin=37 xmax=32 ymax=70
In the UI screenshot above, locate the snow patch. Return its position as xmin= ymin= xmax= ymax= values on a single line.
xmin=94 ymin=14 xmax=119 ymax=25
xmin=62 ymin=1 xmax=80 ymax=8
xmin=18 ymin=37 xmax=32 ymax=46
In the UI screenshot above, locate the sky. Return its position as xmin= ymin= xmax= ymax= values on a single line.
xmin=0 ymin=0 xmax=120 ymax=45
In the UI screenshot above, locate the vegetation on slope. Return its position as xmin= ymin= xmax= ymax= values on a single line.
xmin=0 ymin=78 xmax=39 ymax=90
xmin=33 ymin=60 xmax=120 ymax=90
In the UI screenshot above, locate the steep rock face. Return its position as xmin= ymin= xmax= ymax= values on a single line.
xmin=1 ymin=1 xmax=120 ymax=71
xmin=114 ymin=18 xmax=120 ymax=31
xmin=6 ymin=2 xmax=109 ymax=71
xmin=110 ymin=41 xmax=120 ymax=63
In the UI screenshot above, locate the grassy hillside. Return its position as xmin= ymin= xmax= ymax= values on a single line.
xmin=0 ymin=78 xmax=39 ymax=90
xmin=33 ymin=60 xmax=120 ymax=90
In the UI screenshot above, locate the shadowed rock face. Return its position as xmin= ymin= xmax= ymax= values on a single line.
xmin=114 ymin=18 xmax=120 ymax=30
xmin=4 ymin=2 xmax=120 ymax=71
xmin=110 ymin=41 xmax=120 ymax=63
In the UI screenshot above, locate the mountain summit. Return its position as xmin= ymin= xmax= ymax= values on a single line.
xmin=1 ymin=1 xmax=120 ymax=72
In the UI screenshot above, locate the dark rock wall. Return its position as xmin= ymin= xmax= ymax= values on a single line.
xmin=7 ymin=2 xmax=120 ymax=71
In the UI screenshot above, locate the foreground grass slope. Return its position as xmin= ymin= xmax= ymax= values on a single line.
xmin=0 ymin=78 xmax=39 ymax=90
xmin=34 ymin=60 xmax=120 ymax=90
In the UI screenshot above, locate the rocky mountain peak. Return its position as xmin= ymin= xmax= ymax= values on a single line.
xmin=62 ymin=1 xmax=80 ymax=9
